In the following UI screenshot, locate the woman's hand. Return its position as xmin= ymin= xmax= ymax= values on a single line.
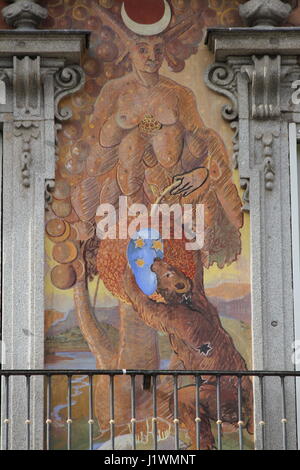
xmin=170 ymin=167 xmax=209 ymax=197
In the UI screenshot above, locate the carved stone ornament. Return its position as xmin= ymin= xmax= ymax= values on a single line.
xmin=204 ymin=62 xmax=250 ymax=209
xmin=204 ymin=63 xmax=238 ymax=122
xmin=13 ymin=121 xmax=40 ymax=188
xmin=242 ymin=55 xmax=281 ymax=120
xmin=3 ymin=0 xmax=48 ymax=30
xmin=239 ymin=0 xmax=292 ymax=27
xmin=13 ymin=56 xmax=41 ymax=119
xmin=255 ymin=130 xmax=280 ymax=191
xmin=54 ymin=65 xmax=86 ymax=122
xmin=240 ymin=178 xmax=250 ymax=212
xmin=9 ymin=60 xmax=85 ymax=190
xmin=205 ymin=50 xmax=285 ymax=209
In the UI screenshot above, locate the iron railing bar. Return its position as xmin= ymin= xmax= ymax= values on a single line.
xmin=1 ymin=369 xmax=300 ymax=377
xmin=259 ymin=375 xmax=265 ymax=450
xmin=195 ymin=375 xmax=201 ymax=450
xmin=131 ymin=375 xmax=136 ymax=451
xmin=46 ymin=375 xmax=52 ymax=451
xmin=67 ymin=375 xmax=72 ymax=451
xmin=0 ymin=369 xmax=298 ymax=452
xmin=216 ymin=375 xmax=222 ymax=450
xmin=281 ymin=376 xmax=288 ymax=450
xmin=110 ymin=374 xmax=115 ymax=451
xmin=237 ymin=375 xmax=244 ymax=450
xmin=88 ymin=374 xmax=94 ymax=451
xmin=153 ymin=375 xmax=158 ymax=451
xmin=26 ymin=375 xmax=30 ymax=451
xmin=173 ymin=374 xmax=179 ymax=450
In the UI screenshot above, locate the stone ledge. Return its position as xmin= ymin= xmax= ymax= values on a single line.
xmin=0 ymin=30 xmax=90 ymax=64
xmin=205 ymin=27 xmax=300 ymax=61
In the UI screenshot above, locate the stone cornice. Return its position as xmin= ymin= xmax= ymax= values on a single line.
xmin=0 ymin=30 xmax=90 ymax=64
xmin=205 ymin=27 xmax=300 ymax=61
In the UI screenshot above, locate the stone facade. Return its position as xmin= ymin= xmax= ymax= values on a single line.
xmin=0 ymin=0 xmax=88 ymax=450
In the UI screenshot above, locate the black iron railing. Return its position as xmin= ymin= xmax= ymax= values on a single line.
xmin=0 ymin=369 xmax=299 ymax=451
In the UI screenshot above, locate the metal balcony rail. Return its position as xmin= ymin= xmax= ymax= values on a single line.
xmin=0 ymin=369 xmax=299 ymax=451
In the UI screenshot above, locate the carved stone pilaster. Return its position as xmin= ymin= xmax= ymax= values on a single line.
xmin=205 ymin=28 xmax=299 ymax=450
xmin=2 ymin=1 xmax=47 ymax=30
xmin=239 ymin=0 xmax=292 ymax=27
xmin=0 ymin=30 xmax=88 ymax=450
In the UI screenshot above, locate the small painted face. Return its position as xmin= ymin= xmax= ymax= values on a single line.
xmin=130 ymin=39 xmax=165 ymax=73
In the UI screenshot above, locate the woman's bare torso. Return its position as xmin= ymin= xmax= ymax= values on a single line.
xmin=100 ymin=74 xmax=189 ymax=191
xmin=96 ymin=73 xmax=202 ymax=200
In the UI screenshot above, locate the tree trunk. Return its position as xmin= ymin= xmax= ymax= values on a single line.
xmin=73 ymin=279 xmax=115 ymax=369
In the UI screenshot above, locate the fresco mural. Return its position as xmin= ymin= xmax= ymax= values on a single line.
xmin=42 ymin=0 xmax=254 ymax=451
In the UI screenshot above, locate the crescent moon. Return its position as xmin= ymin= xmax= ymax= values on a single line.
xmin=121 ymin=0 xmax=171 ymax=36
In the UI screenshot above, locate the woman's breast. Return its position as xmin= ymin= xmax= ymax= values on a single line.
xmin=116 ymin=87 xmax=179 ymax=130
xmin=151 ymin=122 xmax=184 ymax=169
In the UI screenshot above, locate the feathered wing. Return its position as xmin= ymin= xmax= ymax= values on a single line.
xmin=178 ymin=86 xmax=243 ymax=269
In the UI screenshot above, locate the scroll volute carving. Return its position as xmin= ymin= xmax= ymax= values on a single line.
xmin=242 ymin=55 xmax=281 ymax=120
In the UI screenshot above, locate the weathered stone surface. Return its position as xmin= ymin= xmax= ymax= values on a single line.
xmin=205 ymin=28 xmax=299 ymax=450
xmin=239 ymin=0 xmax=292 ymax=27
xmin=2 ymin=0 xmax=47 ymax=30
xmin=0 ymin=29 xmax=88 ymax=449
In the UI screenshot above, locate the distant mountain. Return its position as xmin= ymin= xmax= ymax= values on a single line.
xmin=46 ymin=306 xmax=120 ymax=338
xmin=205 ymin=283 xmax=250 ymax=300
xmin=208 ymin=293 xmax=251 ymax=324
xmin=45 ymin=309 xmax=65 ymax=334
xmin=46 ymin=283 xmax=252 ymax=338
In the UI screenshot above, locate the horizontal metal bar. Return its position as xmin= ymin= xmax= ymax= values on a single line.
xmin=0 ymin=370 xmax=299 ymax=377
